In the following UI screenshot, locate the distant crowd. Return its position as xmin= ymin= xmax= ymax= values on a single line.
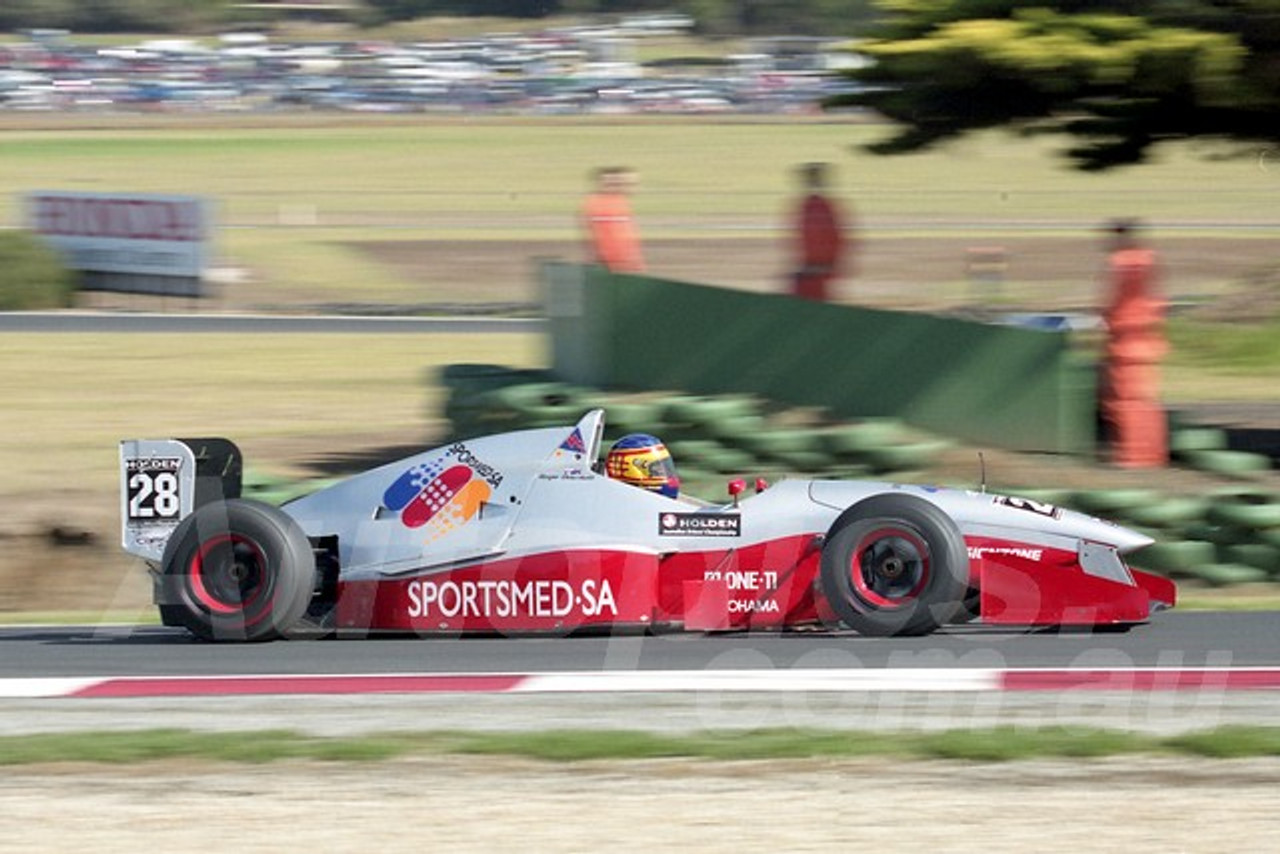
xmin=0 ymin=25 xmax=857 ymax=115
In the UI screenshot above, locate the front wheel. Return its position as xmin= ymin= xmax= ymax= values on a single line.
xmin=158 ymin=499 xmax=315 ymax=642
xmin=818 ymin=494 xmax=969 ymax=637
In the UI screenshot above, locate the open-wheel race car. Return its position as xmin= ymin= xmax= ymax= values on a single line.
xmin=120 ymin=409 xmax=1175 ymax=642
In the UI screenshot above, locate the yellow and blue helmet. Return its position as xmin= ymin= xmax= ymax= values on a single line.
xmin=605 ymin=433 xmax=679 ymax=498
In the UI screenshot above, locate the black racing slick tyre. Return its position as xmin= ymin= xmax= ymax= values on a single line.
xmin=819 ymin=494 xmax=969 ymax=637
xmin=158 ymin=499 xmax=315 ymax=642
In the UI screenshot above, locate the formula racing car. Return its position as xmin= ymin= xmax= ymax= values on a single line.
xmin=119 ymin=409 xmax=1175 ymax=641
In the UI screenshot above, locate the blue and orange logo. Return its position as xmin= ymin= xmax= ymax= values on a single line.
xmin=383 ymin=447 xmax=498 ymax=541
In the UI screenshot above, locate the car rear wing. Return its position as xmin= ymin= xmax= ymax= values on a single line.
xmin=119 ymin=438 xmax=243 ymax=562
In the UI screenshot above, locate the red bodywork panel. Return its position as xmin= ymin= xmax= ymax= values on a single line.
xmin=971 ymin=539 xmax=1175 ymax=626
xmin=336 ymin=550 xmax=661 ymax=634
xmin=334 ymin=534 xmax=1170 ymax=634
xmin=664 ymin=535 xmax=823 ymax=631
xmin=335 ymin=535 xmax=825 ymax=634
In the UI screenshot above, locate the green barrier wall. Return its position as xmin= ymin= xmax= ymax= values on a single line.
xmin=544 ymin=262 xmax=1096 ymax=454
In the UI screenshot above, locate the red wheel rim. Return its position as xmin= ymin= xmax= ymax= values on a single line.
xmin=849 ymin=525 xmax=930 ymax=608
xmin=188 ymin=534 xmax=270 ymax=616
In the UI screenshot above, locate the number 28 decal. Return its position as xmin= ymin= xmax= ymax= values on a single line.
xmin=125 ymin=457 xmax=183 ymax=521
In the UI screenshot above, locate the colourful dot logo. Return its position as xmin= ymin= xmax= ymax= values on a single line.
xmin=383 ymin=460 xmax=491 ymax=536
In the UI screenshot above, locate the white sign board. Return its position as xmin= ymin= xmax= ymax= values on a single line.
xmin=24 ymin=191 xmax=209 ymax=278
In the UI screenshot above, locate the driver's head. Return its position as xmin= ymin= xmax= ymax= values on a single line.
xmin=605 ymin=434 xmax=679 ymax=498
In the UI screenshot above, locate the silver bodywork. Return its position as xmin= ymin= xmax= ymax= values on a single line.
xmin=269 ymin=410 xmax=1151 ymax=581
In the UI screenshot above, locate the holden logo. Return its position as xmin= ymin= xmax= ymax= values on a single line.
xmin=659 ymin=511 xmax=741 ymax=537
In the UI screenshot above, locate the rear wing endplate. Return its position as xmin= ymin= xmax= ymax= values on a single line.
xmin=119 ymin=438 xmax=242 ymax=562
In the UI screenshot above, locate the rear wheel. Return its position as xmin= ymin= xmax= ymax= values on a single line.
xmin=819 ymin=494 xmax=969 ymax=636
xmin=159 ymin=499 xmax=315 ymax=642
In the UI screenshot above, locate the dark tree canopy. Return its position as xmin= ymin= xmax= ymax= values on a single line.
xmin=832 ymin=1 xmax=1280 ymax=169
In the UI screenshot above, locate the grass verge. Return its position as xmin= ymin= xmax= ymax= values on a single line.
xmin=4 ymin=726 xmax=1280 ymax=767
xmin=1175 ymin=587 xmax=1280 ymax=611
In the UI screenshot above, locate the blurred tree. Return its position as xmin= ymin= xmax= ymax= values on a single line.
xmin=0 ymin=0 xmax=236 ymax=32
xmin=830 ymin=1 xmax=1280 ymax=169
xmin=0 ymin=0 xmax=77 ymax=29
xmin=0 ymin=231 xmax=76 ymax=311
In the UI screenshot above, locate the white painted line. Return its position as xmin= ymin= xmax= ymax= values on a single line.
xmin=0 ymin=678 xmax=106 ymax=698
xmin=517 ymin=668 xmax=1003 ymax=693
xmin=3 ymin=668 xmax=1278 ymax=699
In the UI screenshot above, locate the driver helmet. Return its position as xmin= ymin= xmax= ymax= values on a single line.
xmin=605 ymin=433 xmax=679 ymax=498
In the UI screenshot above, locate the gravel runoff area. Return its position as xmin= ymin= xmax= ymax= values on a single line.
xmin=3 ymin=691 xmax=1280 ymax=852
xmin=1 ymin=754 xmax=1277 ymax=853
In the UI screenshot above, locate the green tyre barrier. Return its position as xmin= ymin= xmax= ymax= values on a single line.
xmin=446 ymin=392 xmax=518 ymax=434
xmin=1126 ymin=525 xmax=1165 ymax=544
xmin=1066 ymin=489 xmax=1160 ymax=516
xmin=1128 ymin=540 xmax=1216 ymax=576
xmin=1209 ymin=485 xmax=1277 ymax=500
xmin=862 ymin=441 xmax=950 ymax=474
xmin=488 ymin=381 xmax=582 ymax=407
xmin=666 ymin=438 xmax=718 ymax=455
xmin=703 ymin=415 xmax=770 ymax=444
xmin=472 ymin=409 xmax=529 ymax=434
xmin=1180 ymin=449 xmax=1273 ymax=476
xmin=602 ymin=400 xmax=665 ymax=432
xmin=819 ymin=420 xmax=909 ymax=457
xmin=1218 ymin=543 xmax=1280 ymax=576
xmin=663 ymin=395 xmax=760 ymax=426
xmin=1121 ymin=497 xmax=1210 ymax=529
xmin=820 ymin=463 xmax=874 ymax=480
xmin=460 ymin=390 xmax=531 ymax=427
xmin=1187 ymin=563 xmax=1272 ymax=587
xmin=736 ymin=429 xmax=818 ymax=459
xmin=770 ymin=449 xmax=837 ymax=473
xmin=440 ymin=364 xmax=548 ymax=394
xmin=667 ymin=440 xmax=757 ymax=474
xmin=487 ymin=382 xmax=587 ymax=426
xmin=444 ymin=390 xmax=480 ymax=419
xmin=676 ymin=468 xmax=726 ymax=503
xmin=1206 ymin=495 xmax=1280 ymax=530
xmin=1182 ymin=522 xmax=1255 ymax=547
xmin=1169 ymin=426 xmax=1229 ymax=455
xmin=652 ymin=395 xmax=712 ymax=439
